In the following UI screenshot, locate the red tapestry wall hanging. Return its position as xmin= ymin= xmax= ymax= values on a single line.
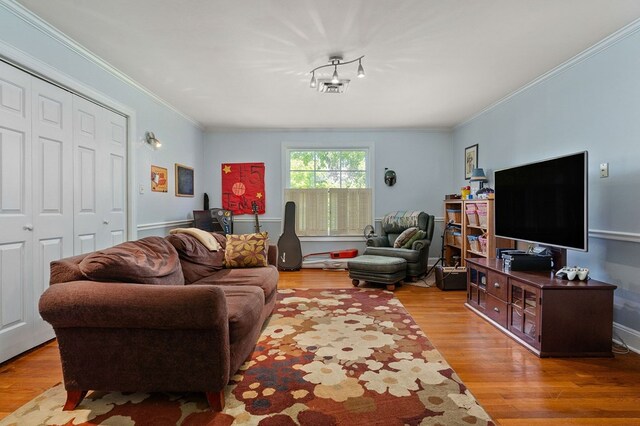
xmin=221 ymin=162 xmax=265 ymax=215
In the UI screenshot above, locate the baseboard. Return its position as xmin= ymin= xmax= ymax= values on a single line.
xmin=613 ymin=322 xmax=640 ymax=354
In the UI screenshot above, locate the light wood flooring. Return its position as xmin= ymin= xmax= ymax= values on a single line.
xmin=1 ymin=269 xmax=640 ymax=424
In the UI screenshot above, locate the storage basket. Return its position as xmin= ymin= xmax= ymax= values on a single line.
xmin=466 ymin=209 xmax=479 ymax=226
xmin=477 ymin=210 xmax=488 ymax=227
xmin=453 ymin=231 xmax=462 ymax=247
xmin=445 ymin=229 xmax=454 ymax=246
xmin=478 ymin=235 xmax=488 ymax=254
xmin=467 ymin=235 xmax=480 ymax=252
xmin=446 ymin=209 xmax=462 ymax=223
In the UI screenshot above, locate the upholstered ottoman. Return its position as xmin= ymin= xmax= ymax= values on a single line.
xmin=348 ymin=255 xmax=407 ymax=291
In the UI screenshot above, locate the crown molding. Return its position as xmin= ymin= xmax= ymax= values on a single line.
xmin=455 ymin=17 xmax=640 ymax=130
xmin=206 ymin=127 xmax=452 ymax=133
xmin=0 ymin=0 xmax=203 ymax=130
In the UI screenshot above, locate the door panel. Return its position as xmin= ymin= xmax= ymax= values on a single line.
xmin=0 ymin=242 xmax=26 ymax=329
xmin=73 ymin=96 xmax=102 ymax=253
xmin=78 ymin=234 xmax=96 ymax=254
xmin=0 ymin=61 xmax=33 ymax=362
xmin=103 ymin=110 xmax=127 ymax=247
xmin=31 ymin=79 xmax=73 ymax=342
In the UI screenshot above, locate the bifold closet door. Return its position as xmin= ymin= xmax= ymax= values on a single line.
xmin=30 ymin=78 xmax=74 ymax=343
xmin=0 ymin=61 xmax=34 ymax=362
xmin=0 ymin=62 xmax=74 ymax=361
xmin=73 ymin=96 xmax=126 ymax=254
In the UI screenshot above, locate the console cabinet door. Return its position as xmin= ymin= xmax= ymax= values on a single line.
xmin=467 ymin=265 xmax=488 ymax=311
xmin=508 ymin=279 xmax=541 ymax=349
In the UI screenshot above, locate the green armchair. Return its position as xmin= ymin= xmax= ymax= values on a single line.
xmin=364 ymin=211 xmax=435 ymax=280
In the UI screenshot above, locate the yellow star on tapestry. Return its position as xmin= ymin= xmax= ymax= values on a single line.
xmin=256 ymin=192 xmax=263 ymax=199
xmin=222 ymin=165 xmax=232 ymax=174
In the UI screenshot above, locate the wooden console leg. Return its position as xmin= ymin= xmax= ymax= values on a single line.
xmin=63 ymin=390 xmax=88 ymax=411
xmin=206 ymin=390 xmax=225 ymax=411
xmin=352 ymin=279 xmax=360 ymax=287
xmin=386 ymin=284 xmax=396 ymax=291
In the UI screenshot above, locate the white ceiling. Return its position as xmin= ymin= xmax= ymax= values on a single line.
xmin=16 ymin=0 xmax=640 ymax=130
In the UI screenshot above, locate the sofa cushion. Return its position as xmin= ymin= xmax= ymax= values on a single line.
xmin=166 ymin=232 xmax=226 ymax=284
xmin=78 ymin=237 xmax=184 ymax=285
xmin=192 ymin=265 xmax=279 ymax=303
xmin=393 ymin=227 xmax=418 ymax=248
xmin=224 ymin=232 xmax=269 ymax=268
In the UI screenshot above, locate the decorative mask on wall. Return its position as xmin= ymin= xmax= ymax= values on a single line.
xmin=384 ymin=168 xmax=397 ymax=186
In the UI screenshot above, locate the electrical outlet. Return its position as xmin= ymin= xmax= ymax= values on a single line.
xmin=600 ymin=163 xmax=609 ymax=178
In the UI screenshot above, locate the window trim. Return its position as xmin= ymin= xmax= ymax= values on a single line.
xmin=281 ymin=141 xmax=375 ymax=240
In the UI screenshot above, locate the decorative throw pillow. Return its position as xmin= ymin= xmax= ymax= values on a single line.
xmin=393 ymin=227 xmax=418 ymax=248
xmin=224 ymin=232 xmax=269 ymax=268
xmin=402 ymin=230 xmax=426 ymax=249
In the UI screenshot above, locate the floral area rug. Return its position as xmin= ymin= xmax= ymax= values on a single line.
xmin=1 ymin=288 xmax=494 ymax=426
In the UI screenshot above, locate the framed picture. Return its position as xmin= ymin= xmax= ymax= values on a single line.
xmin=175 ymin=163 xmax=194 ymax=197
xmin=150 ymin=165 xmax=168 ymax=192
xmin=464 ymin=144 xmax=478 ymax=179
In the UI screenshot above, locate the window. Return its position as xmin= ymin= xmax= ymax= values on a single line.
xmin=285 ymin=149 xmax=372 ymax=237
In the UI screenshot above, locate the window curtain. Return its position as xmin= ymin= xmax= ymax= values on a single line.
xmin=284 ymin=189 xmax=328 ymax=236
xmin=285 ymin=188 xmax=372 ymax=236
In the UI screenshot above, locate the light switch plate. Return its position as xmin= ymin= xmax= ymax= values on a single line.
xmin=600 ymin=163 xmax=609 ymax=178
xmin=139 ymin=184 xmax=145 ymax=194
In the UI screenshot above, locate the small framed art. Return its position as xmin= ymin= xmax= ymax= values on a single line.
xmin=464 ymin=144 xmax=478 ymax=179
xmin=150 ymin=165 xmax=168 ymax=192
xmin=175 ymin=163 xmax=194 ymax=197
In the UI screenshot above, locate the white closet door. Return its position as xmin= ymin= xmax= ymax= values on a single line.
xmin=73 ymin=96 xmax=102 ymax=254
xmin=102 ymin=109 xmax=127 ymax=247
xmin=73 ymin=96 xmax=127 ymax=252
xmin=30 ymin=78 xmax=73 ymax=343
xmin=0 ymin=61 xmax=34 ymax=361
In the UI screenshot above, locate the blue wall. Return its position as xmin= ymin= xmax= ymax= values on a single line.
xmin=204 ymin=130 xmax=452 ymax=256
xmin=452 ymin=26 xmax=640 ymax=347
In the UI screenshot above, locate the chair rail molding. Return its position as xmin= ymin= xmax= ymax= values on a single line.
xmin=137 ymin=219 xmax=193 ymax=232
xmin=589 ymin=229 xmax=640 ymax=244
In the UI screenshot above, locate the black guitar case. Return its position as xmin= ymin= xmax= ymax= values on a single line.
xmin=277 ymin=201 xmax=303 ymax=271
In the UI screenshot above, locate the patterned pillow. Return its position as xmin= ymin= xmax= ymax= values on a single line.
xmin=393 ymin=227 xmax=418 ymax=248
xmin=402 ymin=230 xmax=426 ymax=249
xmin=224 ymin=232 xmax=269 ymax=268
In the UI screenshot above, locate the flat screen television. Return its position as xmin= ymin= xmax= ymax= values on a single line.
xmin=494 ymin=151 xmax=588 ymax=251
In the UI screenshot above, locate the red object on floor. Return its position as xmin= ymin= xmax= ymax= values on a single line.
xmin=330 ymin=249 xmax=358 ymax=259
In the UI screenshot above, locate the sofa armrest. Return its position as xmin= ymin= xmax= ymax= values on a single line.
xmin=412 ymin=238 xmax=432 ymax=251
xmin=366 ymin=236 xmax=390 ymax=247
xmin=39 ymin=281 xmax=228 ymax=330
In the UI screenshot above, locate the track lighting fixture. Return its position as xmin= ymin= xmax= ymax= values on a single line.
xmin=309 ymin=55 xmax=365 ymax=94
xmin=145 ymin=131 xmax=161 ymax=149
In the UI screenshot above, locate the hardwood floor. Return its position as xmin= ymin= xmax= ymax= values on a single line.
xmin=1 ymin=269 xmax=640 ymax=424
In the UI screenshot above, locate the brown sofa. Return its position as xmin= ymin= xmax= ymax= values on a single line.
xmin=39 ymin=234 xmax=278 ymax=412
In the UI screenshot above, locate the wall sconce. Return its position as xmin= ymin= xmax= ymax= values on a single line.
xmin=145 ymin=131 xmax=162 ymax=149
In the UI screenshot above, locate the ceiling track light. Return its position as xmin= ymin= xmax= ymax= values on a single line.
xmin=308 ymin=55 xmax=365 ymax=92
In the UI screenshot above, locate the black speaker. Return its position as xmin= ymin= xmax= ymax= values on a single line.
xmin=435 ymin=266 xmax=467 ymax=291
